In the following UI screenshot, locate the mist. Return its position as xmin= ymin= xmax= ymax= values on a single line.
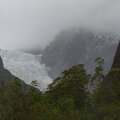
xmin=0 ymin=0 xmax=120 ymax=50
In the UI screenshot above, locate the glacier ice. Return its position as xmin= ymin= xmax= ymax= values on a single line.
xmin=0 ymin=50 xmax=52 ymax=91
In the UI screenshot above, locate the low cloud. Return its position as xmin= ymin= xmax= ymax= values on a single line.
xmin=0 ymin=0 xmax=120 ymax=50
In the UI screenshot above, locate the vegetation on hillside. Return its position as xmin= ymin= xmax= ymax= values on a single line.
xmin=0 ymin=58 xmax=120 ymax=120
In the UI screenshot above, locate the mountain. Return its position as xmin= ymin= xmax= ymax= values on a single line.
xmin=41 ymin=28 xmax=120 ymax=78
xmin=112 ymin=42 xmax=120 ymax=68
xmin=0 ymin=50 xmax=52 ymax=91
xmin=0 ymin=56 xmax=14 ymax=84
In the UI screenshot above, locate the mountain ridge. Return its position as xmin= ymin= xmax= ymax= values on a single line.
xmin=0 ymin=56 xmax=14 ymax=83
xmin=41 ymin=28 xmax=120 ymax=78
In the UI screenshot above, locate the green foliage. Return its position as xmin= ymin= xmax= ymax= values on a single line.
xmin=45 ymin=64 xmax=90 ymax=110
xmin=94 ymin=57 xmax=104 ymax=81
xmin=91 ymin=65 xmax=120 ymax=120
xmin=1 ymin=58 xmax=120 ymax=120
xmin=31 ymin=80 xmax=38 ymax=87
xmin=90 ymin=57 xmax=105 ymax=91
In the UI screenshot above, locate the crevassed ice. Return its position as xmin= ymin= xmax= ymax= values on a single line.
xmin=0 ymin=50 xmax=52 ymax=91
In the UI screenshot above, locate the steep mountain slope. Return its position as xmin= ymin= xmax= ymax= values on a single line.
xmin=0 ymin=56 xmax=14 ymax=83
xmin=112 ymin=42 xmax=120 ymax=68
xmin=0 ymin=50 xmax=52 ymax=90
xmin=41 ymin=29 xmax=120 ymax=78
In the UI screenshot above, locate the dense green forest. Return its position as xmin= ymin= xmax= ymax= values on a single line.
xmin=0 ymin=58 xmax=120 ymax=120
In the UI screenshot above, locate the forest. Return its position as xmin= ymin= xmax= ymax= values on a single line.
xmin=0 ymin=57 xmax=120 ymax=120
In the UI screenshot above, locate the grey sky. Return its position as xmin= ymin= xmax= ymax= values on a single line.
xmin=0 ymin=0 xmax=120 ymax=50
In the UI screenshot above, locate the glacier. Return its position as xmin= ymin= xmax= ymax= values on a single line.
xmin=0 ymin=50 xmax=52 ymax=91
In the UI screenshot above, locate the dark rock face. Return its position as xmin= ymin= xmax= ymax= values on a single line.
xmin=0 ymin=57 xmax=3 ymax=68
xmin=112 ymin=42 xmax=120 ymax=68
xmin=0 ymin=56 xmax=14 ymax=83
xmin=41 ymin=29 xmax=119 ymax=78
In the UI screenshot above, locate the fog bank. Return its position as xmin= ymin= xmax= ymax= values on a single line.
xmin=0 ymin=0 xmax=120 ymax=50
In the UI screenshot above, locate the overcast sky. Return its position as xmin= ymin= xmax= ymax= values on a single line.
xmin=0 ymin=0 xmax=120 ymax=50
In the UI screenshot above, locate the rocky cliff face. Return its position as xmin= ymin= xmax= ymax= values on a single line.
xmin=0 ymin=56 xmax=14 ymax=83
xmin=41 ymin=29 xmax=120 ymax=78
xmin=112 ymin=42 xmax=120 ymax=68
xmin=0 ymin=57 xmax=3 ymax=68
